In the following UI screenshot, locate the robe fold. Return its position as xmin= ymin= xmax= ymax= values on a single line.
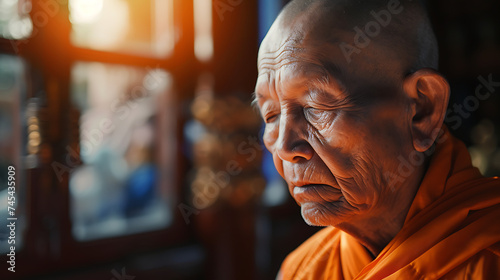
xmin=281 ymin=128 xmax=500 ymax=279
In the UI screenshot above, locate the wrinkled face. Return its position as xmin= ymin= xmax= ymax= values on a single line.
xmin=255 ymin=16 xmax=415 ymax=226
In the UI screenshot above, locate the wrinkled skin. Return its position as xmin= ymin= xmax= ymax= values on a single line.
xmin=255 ymin=0 xmax=448 ymax=256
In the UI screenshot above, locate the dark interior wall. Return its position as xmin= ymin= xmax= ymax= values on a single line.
xmin=428 ymin=0 xmax=500 ymax=176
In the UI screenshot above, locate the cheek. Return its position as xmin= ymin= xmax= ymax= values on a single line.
xmin=272 ymin=152 xmax=285 ymax=179
xmin=317 ymin=112 xmax=364 ymax=152
xmin=315 ymin=107 xmax=407 ymax=167
xmin=262 ymin=123 xmax=278 ymax=149
xmin=309 ymin=114 xmax=383 ymax=202
xmin=313 ymin=109 xmax=410 ymax=205
xmin=310 ymin=114 xmax=361 ymax=176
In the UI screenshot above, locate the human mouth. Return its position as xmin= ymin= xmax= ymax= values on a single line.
xmin=292 ymin=184 xmax=342 ymax=204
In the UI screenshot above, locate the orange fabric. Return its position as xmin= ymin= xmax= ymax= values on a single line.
xmin=281 ymin=128 xmax=500 ymax=279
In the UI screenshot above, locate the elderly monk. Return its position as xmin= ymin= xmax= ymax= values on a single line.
xmin=254 ymin=0 xmax=500 ymax=279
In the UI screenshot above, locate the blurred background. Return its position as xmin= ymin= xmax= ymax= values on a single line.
xmin=0 ymin=0 xmax=499 ymax=279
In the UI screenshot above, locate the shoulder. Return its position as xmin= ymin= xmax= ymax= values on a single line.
xmin=280 ymin=226 xmax=342 ymax=280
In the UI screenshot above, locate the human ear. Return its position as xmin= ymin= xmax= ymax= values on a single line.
xmin=403 ymin=68 xmax=450 ymax=152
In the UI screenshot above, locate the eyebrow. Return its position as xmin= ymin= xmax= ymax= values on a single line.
xmin=309 ymin=73 xmax=347 ymax=98
xmin=307 ymin=85 xmax=351 ymax=109
xmin=320 ymin=59 xmax=343 ymax=82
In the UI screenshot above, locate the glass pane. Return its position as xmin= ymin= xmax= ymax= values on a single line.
xmin=0 ymin=55 xmax=27 ymax=253
xmin=70 ymin=62 xmax=175 ymax=241
xmin=0 ymin=0 xmax=32 ymax=39
xmin=69 ymin=0 xmax=175 ymax=57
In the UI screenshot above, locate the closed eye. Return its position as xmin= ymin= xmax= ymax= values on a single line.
xmin=305 ymin=107 xmax=324 ymax=115
xmin=304 ymin=107 xmax=327 ymax=117
xmin=265 ymin=114 xmax=279 ymax=124
xmin=304 ymin=107 xmax=333 ymax=123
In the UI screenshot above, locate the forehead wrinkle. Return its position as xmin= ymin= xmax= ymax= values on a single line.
xmin=258 ymin=30 xmax=305 ymax=72
xmin=260 ymin=50 xmax=339 ymax=81
xmin=258 ymin=60 xmax=345 ymax=109
xmin=259 ymin=36 xmax=345 ymax=80
xmin=282 ymin=60 xmax=343 ymax=90
xmin=259 ymin=48 xmax=306 ymax=74
xmin=258 ymin=29 xmax=347 ymax=105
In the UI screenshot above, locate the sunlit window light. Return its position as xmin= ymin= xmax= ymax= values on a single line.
xmin=153 ymin=0 xmax=175 ymax=56
xmin=194 ymin=0 xmax=214 ymax=62
xmin=69 ymin=0 xmax=104 ymax=24
xmin=0 ymin=0 xmax=33 ymax=39
xmin=70 ymin=0 xmax=174 ymax=57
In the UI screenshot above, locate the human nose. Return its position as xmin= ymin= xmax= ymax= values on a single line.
xmin=275 ymin=112 xmax=313 ymax=163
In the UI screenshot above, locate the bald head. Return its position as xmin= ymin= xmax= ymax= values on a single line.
xmin=260 ymin=0 xmax=438 ymax=81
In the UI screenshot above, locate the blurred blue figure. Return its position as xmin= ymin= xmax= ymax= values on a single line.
xmin=124 ymin=162 xmax=157 ymax=217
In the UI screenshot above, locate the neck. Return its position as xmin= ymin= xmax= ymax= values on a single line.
xmin=338 ymin=165 xmax=426 ymax=257
xmin=340 ymin=212 xmax=409 ymax=257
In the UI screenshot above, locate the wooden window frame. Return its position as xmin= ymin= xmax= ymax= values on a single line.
xmin=0 ymin=0 xmax=198 ymax=277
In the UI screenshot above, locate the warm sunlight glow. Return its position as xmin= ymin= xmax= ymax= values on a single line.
xmin=70 ymin=0 xmax=174 ymax=57
xmin=69 ymin=0 xmax=104 ymax=24
xmin=194 ymin=0 xmax=214 ymax=61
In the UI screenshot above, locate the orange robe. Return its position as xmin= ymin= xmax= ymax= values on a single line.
xmin=281 ymin=128 xmax=500 ymax=279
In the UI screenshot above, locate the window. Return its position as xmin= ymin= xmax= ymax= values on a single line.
xmin=69 ymin=0 xmax=175 ymax=57
xmin=69 ymin=62 xmax=174 ymax=241
xmin=0 ymin=0 xmax=198 ymax=277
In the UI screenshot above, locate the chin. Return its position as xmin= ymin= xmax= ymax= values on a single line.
xmin=300 ymin=202 xmax=342 ymax=227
